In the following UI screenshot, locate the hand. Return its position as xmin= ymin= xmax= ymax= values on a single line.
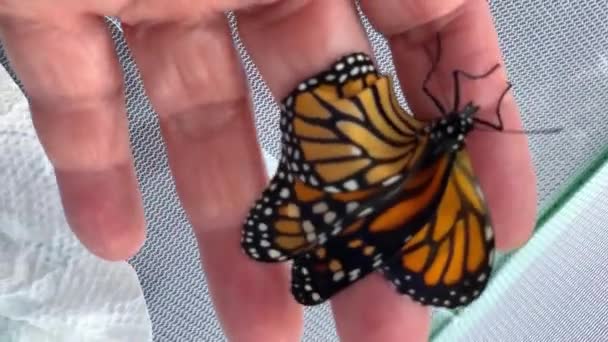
xmin=0 ymin=0 xmax=536 ymax=340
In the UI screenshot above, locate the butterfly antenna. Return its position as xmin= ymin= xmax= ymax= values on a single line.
xmin=474 ymin=126 xmax=564 ymax=135
xmin=473 ymin=81 xmax=563 ymax=135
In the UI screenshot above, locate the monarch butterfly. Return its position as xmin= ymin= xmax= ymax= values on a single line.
xmin=241 ymin=38 xmax=504 ymax=309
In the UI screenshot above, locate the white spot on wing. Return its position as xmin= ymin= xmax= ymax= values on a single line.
xmin=324 ymin=211 xmax=336 ymax=224
xmin=357 ymin=207 xmax=373 ymax=217
xmin=280 ymin=188 xmax=290 ymax=199
xmin=303 ymin=221 xmax=314 ymax=233
xmin=485 ymin=224 xmax=494 ymax=240
xmin=306 ymin=233 xmax=316 ymax=242
xmin=267 ymin=249 xmax=282 ymax=259
xmin=313 ymin=202 xmax=328 ymax=214
xmin=325 ymin=186 xmax=340 ymax=193
xmin=309 ymin=176 xmax=319 ymax=186
xmin=346 ymin=202 xmax=359 ymax=213
xmin=348 ymin=268 xmax=361 ymax=281
xmin=343 ymin=180 xmax=359 ymax=191
xmin=382 ymin=175 xmax=401 ymax=186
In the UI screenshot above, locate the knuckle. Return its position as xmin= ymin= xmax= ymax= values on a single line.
xmin=162 ymin=98 xmax=251 ymax=141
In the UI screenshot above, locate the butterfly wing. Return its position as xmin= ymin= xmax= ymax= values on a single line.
xmin=290 ymin=152 xmax=457 ymax=305
xmin=242 ymin=162 xmax=374 ymax=262
xmin=380 ymin=150 xmax=495 ymax=308
xmin=281 ymin=52 xmax=425 ymax=193
xmin=243 ymin=53 xmax=426 ymax=262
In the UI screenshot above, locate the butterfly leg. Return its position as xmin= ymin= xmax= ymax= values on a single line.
xmin=453 ymin=65 xmax=510 ymax=132
xmin=422 ymin=34 xmax=447 ymax=116
xmin=488 ymin=80 xmax=512 ymax=132
xmin=450 ymin=63 xmax=501 ymax=113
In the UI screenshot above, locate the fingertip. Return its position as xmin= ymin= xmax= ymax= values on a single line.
xmin=331 ymin=274 xmax=431 ymax=342
xmin=56 ymin=163 xmax=147 ymax=261
xmin=495 ymin=228 xmax=532 ymax=252
xmin=82 ymin=217 xmax=146 ymax=261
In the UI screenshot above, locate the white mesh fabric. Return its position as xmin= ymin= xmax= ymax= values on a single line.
xmin=0 ymin=56 xmax=152 ymax=342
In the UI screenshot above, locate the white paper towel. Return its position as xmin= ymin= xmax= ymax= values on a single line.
xmin=261 ymin=148 xmax=278 ymax=177
xmin=0 ymin=66 xmax=152 ymax=341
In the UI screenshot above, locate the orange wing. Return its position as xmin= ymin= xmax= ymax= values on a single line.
xmin=290 ymin=152 xmax=456 ymax=305
xmin=380 ymin=150 xmax=495 ymax=308
xmin=280 ymin=52 xmax=425 ymax=192
xmin=242 ymin=162 xmax=382 ymax=262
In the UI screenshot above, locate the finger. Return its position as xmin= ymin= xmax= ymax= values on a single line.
xmin=361 ymin=0 xmax=536 ymax=250
xmin=237 ymin=1 xmax=430 ymax=340
xmin=331 ymin=276 xmax=430 ymax=341
xmin=0 ymin=15 xmax=145 ymax=260
xmin=121 ymin=14 xmax=302 ymax=341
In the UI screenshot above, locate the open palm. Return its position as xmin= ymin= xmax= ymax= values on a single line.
xmin=0 ymin=0 xmax=536 ymax=340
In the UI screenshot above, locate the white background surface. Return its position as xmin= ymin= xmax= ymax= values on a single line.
xmin=0 ymin=66 xmax=152 ymax=342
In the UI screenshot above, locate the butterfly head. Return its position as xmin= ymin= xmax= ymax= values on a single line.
xmin=427 ymin=102 xmax=478 ymax=153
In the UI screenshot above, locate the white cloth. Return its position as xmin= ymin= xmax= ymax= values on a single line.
xmin=262 ymin=148 xmax=278 ymax=177
xmin=0 ymin=66 xmax=152 ymax=341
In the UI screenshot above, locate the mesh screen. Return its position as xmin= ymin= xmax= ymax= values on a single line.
xmin=1 ymin=0 xmax=607 ymax=341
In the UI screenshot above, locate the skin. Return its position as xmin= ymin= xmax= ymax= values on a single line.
xmin=0 ymin=0 xmax=537 ymax=341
